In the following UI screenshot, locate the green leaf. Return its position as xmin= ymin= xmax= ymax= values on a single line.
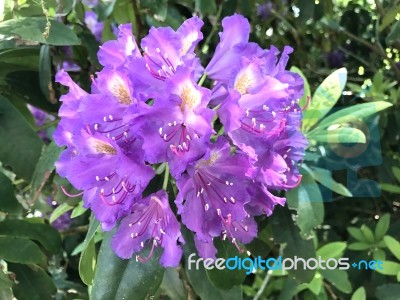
xmin=49 ymin=202 xmax=74 ymax=224
xmin=270 ymin=206 xmax=316 ymax=283
xmin=92 ymin=230 xmax=165 ymax=300
xmin=0 ymin=237 xmax=46 ymax=265
xmin=71 ymin=201 xmax=87 ymax=218
xmin=351 ymin=286 xmax=366 ymax=300
xmin=141 ymin=0 xmax=168 ymax=22
xmin=5 ymin=71 xmax=59 ymax=113
xmin=30 ymin=141 xmax=63 ymax=202
xmin=0 ymin=269 xmax=13 ymax=299
xmin=8 ymin=264 xmax=56 ymax=300
xmin=373 ymin=249 xmax=386 ymax=261
xmin=393 ymin=167 xmax=400 ymax=182
xmin=79 ymin=237 xmax=96 ymax=286
xmin=0 ymin=220 xmax=61 ymax=254
xmin=160 ymin=268 xmax=187 ymax=300
xmin=347 ymin=227 xmax=369 ymax=243
xmin=0 ymin=172 xmax=21 ymax=214
xmin=302 ymin=68 xmax=347 ymax=132
xmin=386 ymin=20 xmax=400 ymax=44
xmin=39 ymin=44 xmax=52 ymax=102
xmin=308 ymin=127 xmax=366 ymax=144
xmin=320 ymin=269 xmax=352 ymax=293
xmin=0 ymin=17 xmax=80 ymax=45
xmin=379 ymin=4 xmax=400 ymax=31
xmin=375 ymin=261 xmax=400 ymax=276
xmin=78 ymin=216 xmax=99 ymax=285
xmin=286 ymin=168 xmax=324 ymax=235
xmin=314 ymin=101 xmax=392 ymax=130
xmin=306 ymin=166 xmax=352 ymax=197
xmin=290 ymin=66 xmax=310 ymax=109
xmin=376 ymin=284 xmax=400 ymax=300
xmin=306 ymin=272 xmax=323 ymax=295
xmin=317 ymin=242 xmax=347 ymax=260
xmin=384 ymin=236 xmax=400 ymax=261
xmin=182 ymin=228 xmax=243 ymax=300
xmin=0 ymin=47 xmax=40 ymax=69
xmin=206 ymin=240 xmax=247 ymax=290
xmin=0 ymin=95 xmax=44 ymax=181
xmin=348 ymin=242 xmax=371 ymax=251
xmin=375 ymin=214 xmax=390 ymax=241
xmin=195 ymin=0 xmax=217 ymax=16
xmin=360 ymin=225 xmax=375 ymax=243
xmin=380 ymin=183 xmax=400 ymax=194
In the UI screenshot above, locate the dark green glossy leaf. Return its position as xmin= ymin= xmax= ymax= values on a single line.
xmin=270 ymin=206 xmax=316 ymax=283
xmin=8 ymin=264 xmax=56 ymax=300
xmin=320 ymin=269 xmax=351 ymax=293
xmin=160 ymin=268 xmax=187 ymax=300
xmin=0 ymin=95 xmax=44 ymax=181
xmin=0 ymin=17 xmax=80 ymax=45
xmin=0 ymin=219 xmax=61 ymax=254
xmin=113 ymin=0 xmax=137 ymax=24
xmin=376 ymin=284 xmax=400 ymax=300
xmin=182 ymin=228 xmax=243 ymax=300
xmin=30 ymin=141 xmax=62 ymax=200
xmin=195 ymin=0 xmax=217 ymax=16
xmin=286 ymin=168 xmax=324 ymax=235
xmin=0 ymin=172 xmax=21 ymax=214
xmin=0 ymin=237 xmax=46 ymax=265
xmin=5 ymin=71 xmax=59 ymax=112
xmin=39 ymin=44 xmax=52 ymax=102
xmin=92 ymin=230 xmax=164 ymax=299
xmin=206 ymin=239 xmax=247 ymax=290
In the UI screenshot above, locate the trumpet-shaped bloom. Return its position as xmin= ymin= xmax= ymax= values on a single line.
xmin=111 ymin=190 xmax=184 ymax=267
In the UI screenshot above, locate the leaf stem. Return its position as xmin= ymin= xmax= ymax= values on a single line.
xmin=198 ymin=73 xmax=207 ymax=87
xmin=162 ymin=163 xmax=169 ymax=191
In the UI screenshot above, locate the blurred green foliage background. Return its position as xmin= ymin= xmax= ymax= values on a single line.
xmin=0 ymin=0 xmax=400 ymax=299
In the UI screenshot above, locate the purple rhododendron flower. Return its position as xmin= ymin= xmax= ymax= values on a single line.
xmin=47 ymin=197 xmax=72 ymax=231
xmin=28 ymin=105 xmax=55 ymax=142
xmin=111 ymin=190 xmax=184 ymax=267
xmin=82 ymin=0 xmax=99 ymax=8
xmin=257 ymin=1 xmax=275 ymax=20
xmin=85 ymin=11 xmax=104 ymax=42
xmin=327 ymin=50 xmax=345 ymax=68
xmin=54 ymin=14 xmax=307 ymax=266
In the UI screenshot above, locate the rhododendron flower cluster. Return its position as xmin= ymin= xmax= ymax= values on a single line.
xmin=54 ymin=14 xmax=307 ymax=267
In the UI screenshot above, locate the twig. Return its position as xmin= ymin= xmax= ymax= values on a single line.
xmin=60 ymin=225 xmax=89 ymax=236
xmin=253 ymin=270 xmax=273 ymax=300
